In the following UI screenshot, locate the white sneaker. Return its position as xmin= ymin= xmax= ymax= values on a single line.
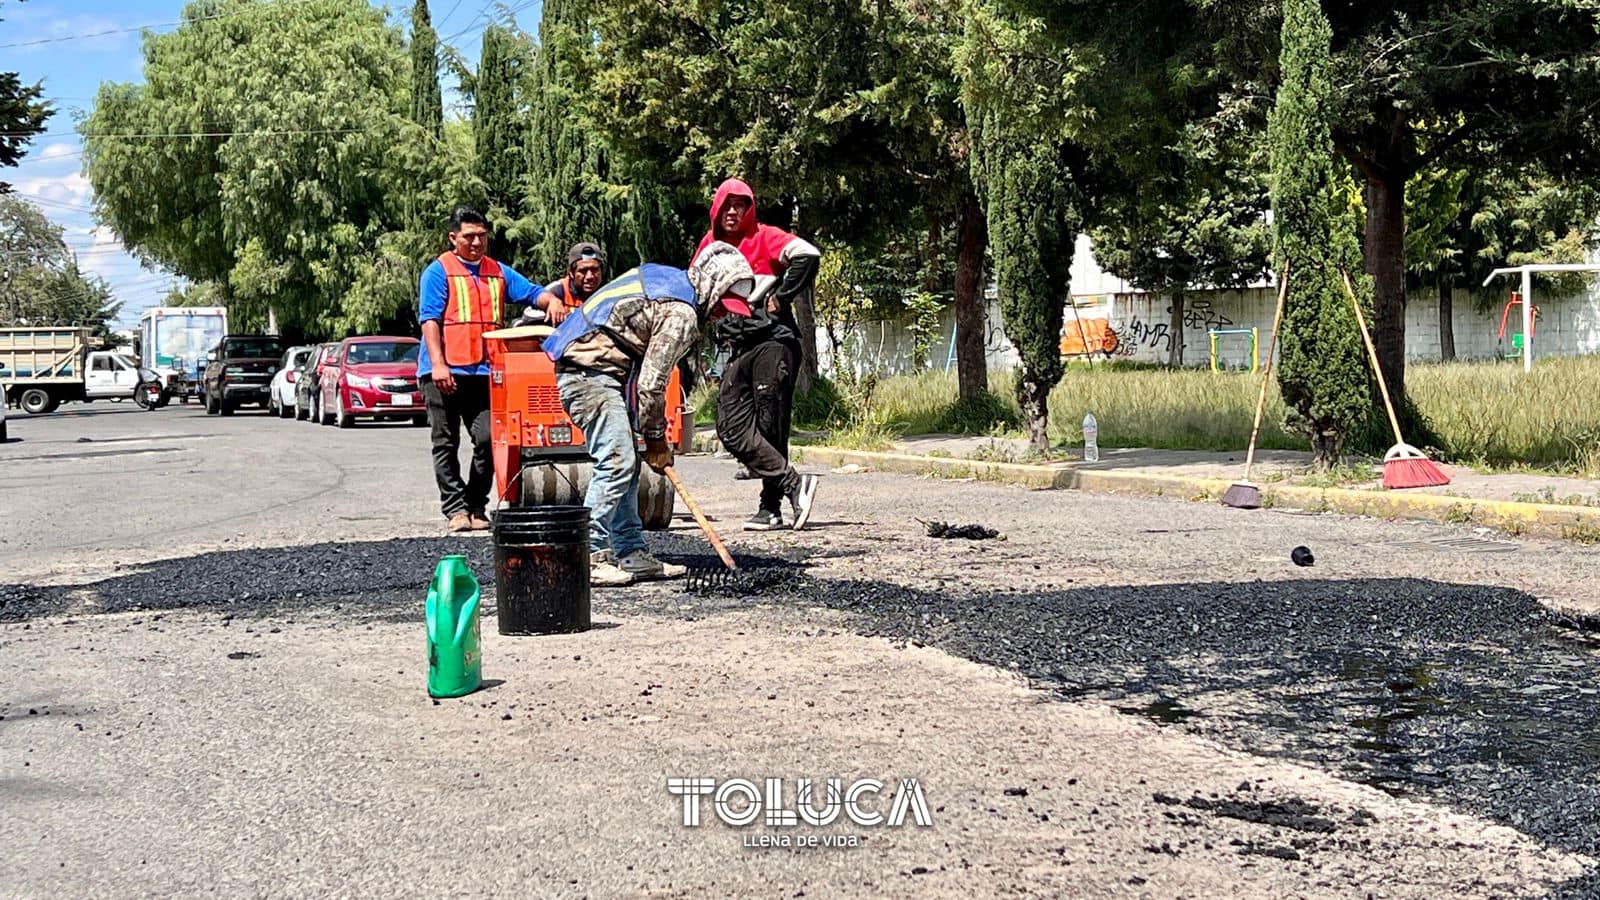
xmin=591 ymin=550 xmax=635 ymax=587
xmin=787 ymin=473 xmax=820 ymax=530
xmin=618 ymin=549 xmax=687 ymax=580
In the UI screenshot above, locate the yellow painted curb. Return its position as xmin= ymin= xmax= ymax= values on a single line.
xmin=799 ymin=446 xmax=1600 ymax=543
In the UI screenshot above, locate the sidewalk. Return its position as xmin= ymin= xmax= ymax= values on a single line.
xmin=778 ymin=432 xmax=1600 ymax=542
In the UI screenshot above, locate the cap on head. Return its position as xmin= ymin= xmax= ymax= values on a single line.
xmin=688 ymin=242 xmax=756 ymax=317
xmin=567 ymin=242 xmax=605 ymax=266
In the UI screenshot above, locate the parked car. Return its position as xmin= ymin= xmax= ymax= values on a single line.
xmin=296 ymin=342 xmax=340 ymax=423
xmin=202 ymin=335 xmax=285 ymax=416
xmin=318 ymin=336 xmax=427 ymax=428
xmin=268 ymin=345 xmax=313 ymax=419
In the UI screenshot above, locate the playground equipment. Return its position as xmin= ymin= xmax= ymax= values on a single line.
xmin=1496 ymin=292 xmax=1540 ymax=361
xmin=1208 ymin=328 xmax=1259 ymax=373
xmin=1483 ymin=263 xmax=1600 ymax=373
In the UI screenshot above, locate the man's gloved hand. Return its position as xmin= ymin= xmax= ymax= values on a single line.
xmin=643 ymin=437 xmax=674 ymax=473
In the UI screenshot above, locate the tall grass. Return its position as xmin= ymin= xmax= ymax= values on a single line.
xmin=1409 ymin=356 xmax=1600 ymax=473
xmin=849 ymin=354 xmax=1600 ymax=474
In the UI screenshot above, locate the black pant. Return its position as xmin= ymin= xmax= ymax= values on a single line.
xmin=422 ymin=374 xmax=492 ymax=517
xmin=716 ymin=340 xmax=799 ymax=512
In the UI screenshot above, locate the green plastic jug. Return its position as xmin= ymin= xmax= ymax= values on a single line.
xmin=426 ymin=554 xmax=482 ymax=698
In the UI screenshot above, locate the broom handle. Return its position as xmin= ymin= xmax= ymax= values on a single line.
xmin=1244 ymin=262 xmax=1291 ymax=480
xmin=662 ymin=466 xmax=738 ymax=570
xmin=1340 ymin=270 xmax=1405 ymax=445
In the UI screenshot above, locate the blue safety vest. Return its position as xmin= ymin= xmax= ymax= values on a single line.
xmin=543 ymin=264 xmax=697 ymax=362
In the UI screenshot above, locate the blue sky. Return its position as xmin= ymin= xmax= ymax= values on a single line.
xmin=0 ymin=1 xmax=533 ymax=332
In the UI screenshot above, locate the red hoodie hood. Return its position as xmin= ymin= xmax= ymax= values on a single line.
xmin=709 ymin=178 xmax=759 ymax=242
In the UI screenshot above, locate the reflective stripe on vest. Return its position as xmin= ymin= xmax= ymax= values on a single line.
xmin=437 ymin=253 xmax=505 ymax=367
xmin=543 ymin=264 xmax=697 ymax=362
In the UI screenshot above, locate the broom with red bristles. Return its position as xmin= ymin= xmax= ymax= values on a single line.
xmin=1340 ymin=270 xmax=1450 ymax=490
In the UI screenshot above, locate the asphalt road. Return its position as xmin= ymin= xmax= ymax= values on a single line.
xmin=2 ymin=401 xmax=1597 ymax=898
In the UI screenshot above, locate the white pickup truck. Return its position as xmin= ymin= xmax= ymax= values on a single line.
xmin=0 ymin=327 xmax=156 ymax=415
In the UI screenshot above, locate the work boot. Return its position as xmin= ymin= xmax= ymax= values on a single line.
xmin=446 ymin=512 xmax=473 ymax=533
xmin=618 ymin=550 xmax=687 ymax=581
xmin=468 ymin=511 xmax=492 ymax=531
xmin=787 ymin=473 xmax=819 ymax=531
xmin=590 ymin=550 xmax=635 ymax=587
xmin=743 ymin=509 xmax=784 ymax=532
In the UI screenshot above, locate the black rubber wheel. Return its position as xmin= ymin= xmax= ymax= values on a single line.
xmin=204 ymin=391 xmax=219 ymax=415
xmin=335 ymin=393 xmax=353 ymax=428
xmin=520 ymin=462 xmax=590 ymax=507
xmin=638 ymin=466 xmax=676 ymax=531
xmin=219 ymin=399 xmax=234 ymax=416
xmin=20 ymin=388 xmax=53 ymax=415
xmin=411 ymin=414 xmax=428 ymax=427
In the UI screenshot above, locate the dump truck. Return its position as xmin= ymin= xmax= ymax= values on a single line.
xmin=0 ymin=327 xmax=153 ymax=414
xmin=138 ymin=306 xmax=228 ymax=401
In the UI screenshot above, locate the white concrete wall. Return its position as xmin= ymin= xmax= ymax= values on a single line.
xmin=815 ymin=284 xmax=1600 ymax=378
xmin=813 ymin=229 xmax=1600 ymax=377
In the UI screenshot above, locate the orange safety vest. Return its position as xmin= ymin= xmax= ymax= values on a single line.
xmin=438 ymin=252 xmax=506 ymax=367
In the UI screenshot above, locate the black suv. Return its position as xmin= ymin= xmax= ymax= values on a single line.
xmin=203 ymin=335 xmax=285 ymax=416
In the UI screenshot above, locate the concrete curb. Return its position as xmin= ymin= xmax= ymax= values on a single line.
xmin=796 ymin=446 xmax=1600 ymax=543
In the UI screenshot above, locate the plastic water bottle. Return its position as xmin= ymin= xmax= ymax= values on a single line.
xmin=1082 ymin=412 xmax=1099 ymax=463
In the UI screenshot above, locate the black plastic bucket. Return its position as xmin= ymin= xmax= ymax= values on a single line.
xmin=492 ymin=505 xmax=591 ymax=635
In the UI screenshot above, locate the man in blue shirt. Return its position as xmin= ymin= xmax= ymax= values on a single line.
xmin=418 ymin=207 xmax=538 ymax=532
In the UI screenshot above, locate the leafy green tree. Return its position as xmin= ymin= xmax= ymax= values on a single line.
xmin=1207 ymin=0 xmax=1600 ymax=407
xmin=1406 ymin=164 xmax=1600 ymax=360
xmin=1091 ymin=97 xmax=1271 ymax=366
xmin=0 ymin=72 xmax=49 ymax=194
xmin=0 ymin=196 xmax=119 ymax=331
xmin=0 ymin=3 xmax=52 ymax=193
xmin=1268 ymin=0 xmax=1370 ymax=468
xmin=83 ymin=0 xmax=431 ymax=336
xmin=581 ymin=0 xmax=987 ymax=392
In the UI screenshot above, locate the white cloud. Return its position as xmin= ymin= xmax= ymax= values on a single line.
xmin=17 ymin=171 xmax=92 ymax=207
xmin=31 ymin=142 xmax=79 ymax=163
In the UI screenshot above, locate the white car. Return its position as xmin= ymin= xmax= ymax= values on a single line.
xmin=268 ymin=345 xmax=314 ymax=419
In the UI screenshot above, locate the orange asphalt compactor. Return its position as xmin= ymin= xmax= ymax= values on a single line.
xmin=483 ymin=324 xmax=691 ymax=529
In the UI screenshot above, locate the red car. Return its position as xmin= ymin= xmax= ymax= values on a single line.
xmin=318 ymin=336 xmax=427 ymax=428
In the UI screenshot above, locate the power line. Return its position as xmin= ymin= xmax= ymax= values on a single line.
xmin=441 ymin=0 xmax=539 ymax=44
xmin=2 ymin=126 xmax=373 ymax=139
xmin=0 ymin=3 xmax=313 ymax=50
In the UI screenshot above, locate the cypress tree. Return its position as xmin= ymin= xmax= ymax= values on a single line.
xmin=474 ymin=24 xmax=529 ymax=263
xmin=971 ymin=125 xmax=1076 ymax=453
xmin=519 ymin=0 xmax=672 ymax=277
xmin=1268 ymin=0 xmax=1372 ymax=468
xmin=408 ymin=0 xmax=442 ymax=140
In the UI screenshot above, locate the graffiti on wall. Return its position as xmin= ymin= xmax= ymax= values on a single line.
xmin=1107 ymin=294 xmax=1237 ymax=360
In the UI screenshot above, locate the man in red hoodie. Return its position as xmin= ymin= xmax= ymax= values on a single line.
xmin=696 ymin=178 xmax=822 ymax=531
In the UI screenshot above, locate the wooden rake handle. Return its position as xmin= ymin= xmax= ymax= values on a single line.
xmin=662 ymin=466 xmax=738 ymax=571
